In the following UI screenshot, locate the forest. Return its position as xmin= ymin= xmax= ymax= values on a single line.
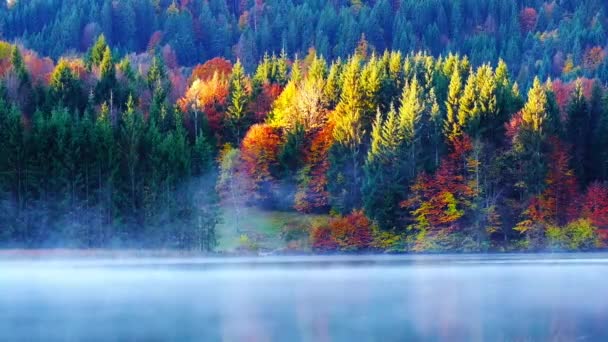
xmin=1 ymin=0 xmax=608 ymax=252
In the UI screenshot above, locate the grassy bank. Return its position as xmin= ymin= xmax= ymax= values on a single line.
xmin=216 ymin=206 xmax=329 ymax=252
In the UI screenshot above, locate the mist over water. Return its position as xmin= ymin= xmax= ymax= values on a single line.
xmin=1 ymin=254 xmax=608 ymax=341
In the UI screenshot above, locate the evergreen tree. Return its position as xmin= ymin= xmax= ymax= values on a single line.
xmin=225 ymin=60 xmax=250 ymax=144
xmin=328 ymin=56 xmax=365 ymax=213
xmin=49 ymin=59 xmax=83 ymax=112
xmin=566 ymin=81 xmax=591 ymax=185
xmin=591 ymin=85 xmax=608 ymax=181
xmin=89 ymin=34 xmax=108 ymax=68
xmin=399 ymin=77 xmax=425 ymax=178
xmin=512 ymin=78 xmax=550 ymax=199
xmin=444 ymin=67 xmax=462 ymax=139
xmin=363 ymin=105 xmax=406 ymax=230
xmin=119 ymin=95 xmax=144 ymax=227
xmin=10 ymin=46 xmax=29 ymax=85
xmin=94 ymin=102 xmax=117 ymax=242
xmin=95 ymin=46 xmax=117 ymax=103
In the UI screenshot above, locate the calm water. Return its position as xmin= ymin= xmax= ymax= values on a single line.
xmin=1 ymin=254 xmax=608 ymax=341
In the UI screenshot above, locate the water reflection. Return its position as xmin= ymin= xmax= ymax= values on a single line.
xmin=1 ymin=254 xmax=607 ymax=341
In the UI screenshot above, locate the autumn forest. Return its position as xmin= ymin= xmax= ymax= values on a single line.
xmin=1 ymin=0 xmax=608 ymax=252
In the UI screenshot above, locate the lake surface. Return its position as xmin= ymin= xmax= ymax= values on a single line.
xmin=1 ymin=253 xmax=608 ymax=341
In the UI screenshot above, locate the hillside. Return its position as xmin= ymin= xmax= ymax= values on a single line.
xmin=1 ymin=0 xmax=608 ymax=88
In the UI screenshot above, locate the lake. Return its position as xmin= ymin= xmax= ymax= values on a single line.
xmin=1 ymin=254 xmax=607 ymax=341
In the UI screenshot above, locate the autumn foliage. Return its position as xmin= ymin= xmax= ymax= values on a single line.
xmin=517 ymin=138 xmax=580 ymax=237
xmin=552 ymin=78 xmax=594 ymax=114
xmin=581 ymin=182 xmax=608 ymax=228
xmin=520 ymin=8 xmax=538 ymax=32
xmin=505 ymin=110 xmax=524 ymax=140
xmin=189 ymin=57 xmax=232 ymax=84
xmin=310 ymin=210 xmax=373 ymax=252
xmin=249 ymin=83 xmax=282 ymax=122
xmin=147 ymin=31 xmax=163 ymax=52
xmin=295 ymin=123 xmax=334 ymax=213
xmin=240 ymin=124 xmax=282 ymax=204
xmin=583 ymin=46 xmax=606 ymax=71
xmin=178 ymin=71 xmax=229 ymax=136
xmin=402 ymin=135 xmax=476 ymax=230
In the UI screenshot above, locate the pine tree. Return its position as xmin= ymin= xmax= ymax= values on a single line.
xmin=399 ymin=77 xmax=425 ymax=178
xmin=95 ymin=46 xmax=117 ymax=103
xmin=566 ymin=81 xmax=591 ymax=185
xmin=363 ymin=105 xmax=406 ymax=229
xmin=457 ymin=71 xmax=478 ymax=134
xmin=119 ymin=95 xmax=143 ymax=224
xmin=10 ymin=46 xmax=29 ymax=85
xmin=94 ymin=102 xmax=117 ymax=241
xmin=444 ymin=67 xmax=462 ymax=139
xmin=225 ymin=60 xmax=250 ymax=144
xmin=591 ymin=85 xmax=608 ymax=181
xmin=0 ymin=100 xmax=25 ymax=242
xmin=512 ymin=77 xmax=549 ymax=199
xmin=50 ymin=59 xmax=83 ymax=111
xmin=7 ymin=46 xmax=32 ymax=113
xmin=89 ymin=34 xmax=108 ymax=68
xmin=328 ymin=56 xmax=365 ymax=213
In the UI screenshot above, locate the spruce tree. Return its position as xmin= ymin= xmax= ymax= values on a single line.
xmin=328 ymin=55 xmax=365 ymax=213
xmin=444 ymin=67 xmax=462 ymax=140
xmin=225 ymin=60 xmax=250 ymax=144
xmin=513 ymin=77 xmax=549 ymax=198
xmin=566 ymin=81 xmax=591 ymax=185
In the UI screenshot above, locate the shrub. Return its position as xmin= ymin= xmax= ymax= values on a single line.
xmin=310 ymin=210 xmax=372 ymax=252
xmin=547 ymin=219 xmax=599 ymax=251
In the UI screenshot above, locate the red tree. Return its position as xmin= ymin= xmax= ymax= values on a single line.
xmin=189 ymin=57 xmax=232 ymax=84
xmin=551 ymin=80 xmax=573 ymax=113
xmin=402 ymin=135 xmax=476 ymax=230
xmin=310 ymin=210 xmax=372 ymax=252
xmin=249 ymin=83 xmax=282 ymax=122
xmin=178 ymin=72 xmax=229 ymax=138
xmin=528 ymin=138 xmax=579 ymax=226
xmin=552 ymin=78 xmax=595 ymax=116
xmin=505 ymin=111 xmax=524 ymax=141
xmin=240 ymin=124 xmax=282 ymax=204
xmin=295 ymin=122 xmax=334 ymax=213
xmin=162 ymin=44 xmax=178 ymax=70
xmin=520 ymin=8 xmax=538 ymax=32
xmin=310 ymin=224 xmax=338 ymax=252
xmin=147 ymin=31 xmax=163 ymax=52
xmin=584 ymin=46 xmax=606 ymax=71
xmin=169 ymin=70 xmax=187 ymax=103
xmin=582 ymin=182 xmax=608 ymax=228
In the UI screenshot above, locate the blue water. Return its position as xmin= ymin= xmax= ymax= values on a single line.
xmin=1 ymin=254 xmax=607 ymax=341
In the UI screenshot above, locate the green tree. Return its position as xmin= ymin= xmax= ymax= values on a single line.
xmin=363 ymin=105 xmax=406 ymax=229
xmin=399 ymin=77 xmax=426 ymax=178
xmin=49 ymin=59 xmax=83 ymax=111
xmin=444 ymin=67 xmax=462 ymax=139
xmin=328 ymin=56 xmax=365 ymax=213
xmin=119 ymin=95 xmax=143 ymax=225
xmin=225 ymin=60 xmax=250 ymax=144
xmin=94 ymin=102 xmax=117 ymax=242
xmin=566 ymin=81 xmax=591 ymax=185
xmin=95 ymin=46 xmax=117 ymax=103
xmin=512 ymin=77 xmax=550 ymax=199
xmin=89 ymin=34 xmax=108 ymax=68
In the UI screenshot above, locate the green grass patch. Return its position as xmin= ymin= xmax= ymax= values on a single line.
xmin=216 ymin=206 xmax=329 ymax=252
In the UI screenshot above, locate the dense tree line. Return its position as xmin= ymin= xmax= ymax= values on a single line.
xmin=1 ymin=0 xmax=608 ymax=88
xmin=0 ymin=40 xmax=219 ymax=249
xmin=200 ymin=49 xmax=608 ymax=252
xmin=1 ymin=31 xmax=608 ymax=251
